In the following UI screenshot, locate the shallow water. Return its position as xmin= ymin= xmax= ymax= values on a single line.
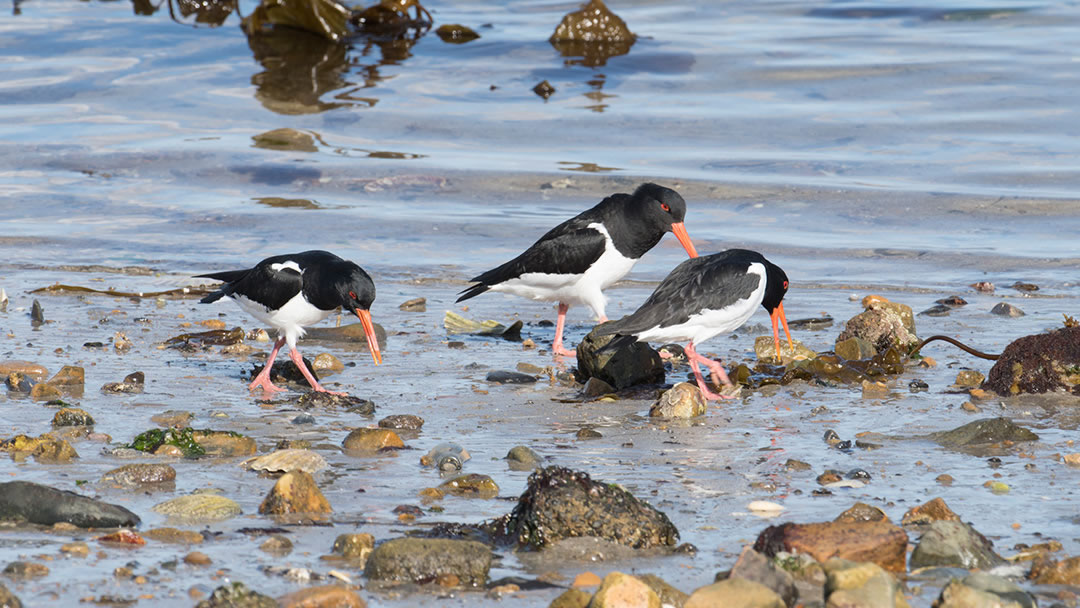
xmin=2 ymin=0 xmax=1080 ymax=605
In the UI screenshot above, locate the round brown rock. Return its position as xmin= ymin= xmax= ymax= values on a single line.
xmin=258 ymin=471 xmax=332 ymax=516
xmin=649 ymin=383 xmax=706 ymax=418
xmin=342 ymin=428 xmax=403 ymax=452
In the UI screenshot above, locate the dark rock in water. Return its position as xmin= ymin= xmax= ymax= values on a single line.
xmin=295 ymin=392 xmax=374 ymax=414
xmin=30 ymin=299 xmax=45 ymax=326
xmin=576 ymin=325 xmax=664 ymax=390
xmin=909 ymin=520 xmax=1005 ymax=570
xmin=581 ymin=376 xmax=615 ymax=398
xmin=754 ymin=520 xmax=908 ymax=573
xmin=722 ymin=546 xmax=797 ymax=607
xmin=435 ymin=24 xmax=480 ymax=43
xmin=102 ymin=371 xmax=144 ymax=394
xmin=364 ymin=537 xmax=492 ymax=586
xmin=919 ymin=304 xmax=953 ymax=317
xmin=378 ymin=414 xmax=423 ymax=430
xmin=788 ymin=316 xmax=833 ymax=330
xmin=489 ymin=466 xmax=678 ymax=550
xmin=505 ymin=445 xmax=543 ymax=471
xmin=253 ymin=358 xmax=317 ymax=387
xmin=931 ymin=417 xmax=1038 ymax=448
xmin=0 ymin=581 xmax=22 ymax=608
xmin=575 ymin=428 xmax=602 ymax=440
xmin=548 ymin=0 xmax=635 ymax=67
xmin=0 ymin=481 xmax=140 ymax=528
xmin=195 ymin=581 xmax=276 ymax=608
xmin=291 ymin=414 xmax=315 ymax=425
xmin=901 ymin=497 xmax=961 ymax=526
xmin=990 ymin=302 xmax=1025 ymax=317
xmin=532 ymin=80 xmax=555 ymax=99
xmin=52 ymin=407 xmax=95 ymax=427
xmin=485 ymin=370 xmax=537 ymax=384
xmin=398 ymin=297 xmax=426 ymax=312
xmin=982 ymin=326 xmax=1080 ymax=395
xmin=835 ymin=502 xmax=888 ymax=523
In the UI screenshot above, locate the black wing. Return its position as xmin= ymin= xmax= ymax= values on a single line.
xmin=196 ymin=255 xmax=305 ymax=310
xmin=456 ymin=224 xmax=608 ymax=302
xmin=597 ymin=251 xmax=764 ymax=336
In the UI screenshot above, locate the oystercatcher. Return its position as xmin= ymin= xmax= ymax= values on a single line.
xmin=596 ymin=249 xmax=792 ymax=400
xmin=456 ymin=183 xmax=698 ymax=357
xmin=197 ymin=250 xmax=382 ymax=395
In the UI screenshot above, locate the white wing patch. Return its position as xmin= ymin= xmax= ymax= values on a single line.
xmin=229 ymin=292 xmax=332 ymax=348
xmin=489 ymin=222 xmax=636 ymax=320
xmin=270 ymin=261 xmax=303 ymax=275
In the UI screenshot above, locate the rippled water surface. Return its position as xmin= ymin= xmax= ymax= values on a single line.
xmin=1 ymin=0 xmax=1080 ymax=605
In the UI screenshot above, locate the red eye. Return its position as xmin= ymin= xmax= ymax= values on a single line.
xmin=783 ymin=281 xmax=789 ymax=289
xmin=660 ymin=203 xmax=670 ymax=212
xmin=349 ymin=291 xmax=357 ymax=300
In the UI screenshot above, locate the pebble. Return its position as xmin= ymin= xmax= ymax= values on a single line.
xmin=331 ymin=533 xmax=374 ymax=561
xmin=291 ymin=414 xmax=316 ymax=425
xmin=278 ymin=585 xmax=366 ymax=608
xmin=747 ymin=501 xmax=785 ymax=516
xmin=98 ymin=529 xmax=146 ymax=545
xmin=990 ymin=302 xmax=1025 ymax=317
xmin=258 ymin=471 xmax=332 ymax=516
xmin=342 ymin=428 xmax=404 ymax=452
xmin=649 ymin=382 xmax=707 ymax=418
xmin=485 ymin=370 xmax=537 ymax=384
xmin=377 ymin=414 xmax=424 ymax=431
xmin=52 ymin=408 xmax=95 ymax=427
xmin=60 ymin=542 xmax=90 ymax=558
xmin=150 ymin=411 xmax=194 ymax=428
xmin=102 ymin=371 xmax=145 ymax=394
xmin=243 ymin=449 xmax=328 ymax=475
xmin=398 ymin=297 xmax=426 ymax=312
xmin=439 ymin=473 xmax=499 ymax=498
xmin=142 ymin=528 xmax=204 ymax=544
xmin=505 ymin=445 xmax=543 ymax=471
xmin=183 ymin=552 xmax=211 ymax=566
xmin=151 ymin=494 xmax=242 ymax=523
xmin=102 ymin=463 xmax=177 ymax=487
xmin=259 ymin=535 xmax=293 ymax=556
xmin=572 ymin=571 xmax=602 ymax=587
xmin=3 ymin=561 xmax=49 ymax=580
xmin=576 ymin=428 xmax=602 ymax=440
xmin=312 ymin=353 xmax=344 ymax=373
xmin=954 ymin=370 xmax=985 ymax=387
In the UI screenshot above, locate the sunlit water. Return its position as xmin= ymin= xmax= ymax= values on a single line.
xmin=1 ymin=0 xmax=1080 ymax=605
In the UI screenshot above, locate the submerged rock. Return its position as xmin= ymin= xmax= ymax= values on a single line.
xmin=491 ymin=466 xmax=678 ymax=550
xmin=101 ymin=463 xmax=177 ymax=487
xmin=909 ymin=520 xmax=1005 ymax=570
xmin=576 ymin=326 xmax=664 ymax=390
xmin=836 ymin=502 xmax=889 ymax=524
xmin=990 ymin=302 xmax=1025 ymax=317
xmin=101 ymin=371 xmax=145 ymax=394
xmin=549 ymin=0 xmax=635 ymax=67
xmin=342 ymin=428 xmax=403 ymax=452
xmin=378 ymin=414 xmax=423 ymax=431
xmin=242 ymin=449 xmax=327 ymax=474
xmin=754 ymin=520 xmax=908 ymax=573
xmin=983 ymin=326 xmax=1080 ymax=395
xmin=0 ymin=481 xmax=140 ymax=528
xmin=439 ymin=474 xmax=498 ymax=498
xmin=486 ymin=370 xmax=537 ymax=384
xmin=332 ymin=533 xmax=375 ymax=563
xmin=505 ymin=445 xmax=543 ymax=471
xmin=931 ymin=417 xmax=1038 ymax=449
xmin=52 ymin=408 xmax=94 ymax=427
xmin=152 ymin=493 xmax=241 ymax=523
xmin=195 ymin=581 xmax=276 ymax=608
xmin=0 ymin=581 xmax=22 ymax=608
xmin=364 ymin=538 xmax=492 ymax=587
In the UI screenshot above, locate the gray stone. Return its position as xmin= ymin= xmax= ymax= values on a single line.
xmin=727 ymin=546 xmax=797 ymax=607
xmin=960 ymin=572 xmax=1034 ymax=608
xmin=932 ymin=577 xmax=1025 ymax=608
xmin=650 ymin=382 xmax=707 ymax=418
xmin=364 ymin=537 xmax=492 ymax=586
xmin=686 ymin=578 xmax=785 ymax=608
xmin=195 ymin=581 xmax=276 ymax=608
xmin=930 ymin=417 xmax=1038 ymax=448
xmin=989 ymin=303 xmax=1024 ymax=317
xmin=505 ymin=445 xmax=543 ymax=471
xmin=486 ymin=370 xmax=537 ymax=384
xmin=823 ymin=559 xmax=903 ymax=608
xmin=0 ymin=481 xmax=140 ymax=528
xmin=909 ymin=521 xmax=1005 ymax=571
xmin=836 ymin=304 xmax=919 ymax=354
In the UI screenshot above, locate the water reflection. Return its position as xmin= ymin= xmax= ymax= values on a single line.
xmin=248 ymin=29 xmax=351 ymax=114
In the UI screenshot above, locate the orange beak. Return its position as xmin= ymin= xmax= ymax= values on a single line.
xmin=670 ymin=222 xmax=698 ymax=258
xmin=355 ymin=309 xmax=382 ymax=365
xmin=769 ymin=301 xmax=793 ymax=361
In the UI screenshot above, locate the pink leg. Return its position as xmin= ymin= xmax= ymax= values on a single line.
xmin=249 ymin=337 xmax=287 ymax=394
xmin=288 ymin=347 xmax=347 ymax=395
xmin=684 ymin=341 xmax=736 ymax=401
xmin=551 ymin=302 xmax=577 ymax=358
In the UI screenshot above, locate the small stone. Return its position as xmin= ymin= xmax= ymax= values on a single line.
xmin=152 ymin=494 xmax=242 ymax=523
xmin=582 ymin=376 xmax=615 ymax=398
xmin=784 ymin=459 xmax=812 ymax=472
xmin=151 ymin=411 xmax=194 ymax=428
xmin=143 ymin=528 xmax=204 ymax=544
xmin=113 ymin=331 xmax=133 ymax=352
xmin=836 ymin=502 xmax=889 ymax=523
xmin=649 ymin=382 xmax=707 ymax=418
xmin=1029 ymin=555 xmax=1080 ymax=585
xmin=46 ymin=366 xmax=85 ymax=391
xmin=550 ymin=589 xmax=592 ymax=608
xmin=817 ymin=471 xmax=843 ymax=485
xmin=505 ymin=445 xmax=543 ymax=471
xmin=332 ymin=533 xmax=375 ymax=563
xmin=685 ymin=577 xmax=784 ymax=608
xmin=860 ymin=380 xmax=889 ymax=399
xmin=60 ymin=542 xmax=90 ymax=557
xmin=2 ymin=561 xmax=48 ymax=581
xmin=259 ymin=535 xmax=293 ymax=555
xmin=936 ymin=474 xmax=954 ymax=486
xmin=398 ymin=297 xmax=426 ymax=312
xmin=102 ymin=463 xmax=177 ymax=487
xmin=377 ymin=414 xmax=424 ymax=431
xmin=192 ymin=430 xmax=256 ymax=457
xmin=102 ymin=371 xmax=145 ymax=394
xmin=29 ymin=383 xmax=62 ymax=401
xmin=485 ymin=370 xmax=537 ymax=384
xmin=278 ymin=585 xmax=366 ymax=608
xmin=97 ymin=529 xmax=146 ymax=545
xmin=576 ymin=428 xmax=602 ymax=440
xmin=589 ymin=571 xmax=661 ymax=608
xmin=195 ymin=582 xmax=276 ymax=608
xmin=439 ymin=473 xmax=499 ymax=498
xmin=0 ymin=361 xmax=48 ymax=383
xmin=30 ymin=300 xmax=45 ymax=326
xmin=342 ymin=428 xmax=404 ymax=452
xmin=954 ymin=370 xmax=985 ymax=387
xmin=726 ymin=545 xmax=796 ymax=607
xmin=292 ymin=414 xmax=315 ymax=425
xmin=184 ymin=551 xmax=211 ymax=566
xmin=532 ymin=80 xmax=556 ymax=99
xmin=971 ymin=281 xmax=995 ymax=293
xmin=835 ymin=336 xmax=877 ymax=361
xmin=243 ymin=449 xmax=327 ymax=475
xmin=363 ymin=538 xmax=492 ymax=586
xmin=990 ymin=302 xmax=1024 ymax=317
xmin=52 ymin=408 xmax=95 ymax=427
xmin=312 ymin=353 xmax=344 ymax=374
xmin=258 ymin=471 xmax=332 ymax=517
xmin=909 ymin=520 xmax=1005 ymax=570
xmin=754 ymin=520 xmax=908 ymax=572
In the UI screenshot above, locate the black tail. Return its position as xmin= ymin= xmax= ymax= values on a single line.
xmin=596 ymin=333 xmax=640 ymax=354
xmin=456 ymin=282 xmax=490 ymax=303
xmin=195 ymin=269 xmax=248 ymax=305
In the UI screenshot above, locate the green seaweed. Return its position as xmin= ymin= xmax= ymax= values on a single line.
xmin=127 ymin=427 xmax=210 ymax=457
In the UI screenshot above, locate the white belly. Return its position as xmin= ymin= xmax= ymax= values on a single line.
xmin=231 ymin=292 xmax=332 ymax=347
xmin=490 ymin=223 xmax=636 ymax=319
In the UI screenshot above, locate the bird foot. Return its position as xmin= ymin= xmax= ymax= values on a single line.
xmin=699 ymin=382 xmax=740 ymax=401
xmin=553 ymin=346 xmax=577 ymax=358
xmin=249 ymin=375 xmax=286 ymax=394
xmin=311 ymin=385 xmax=348 ymax=396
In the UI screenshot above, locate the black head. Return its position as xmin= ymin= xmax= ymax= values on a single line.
xmin=630 ymin=182 xmax=688 ymax=228
xmin=333 ymin=263 xmax=376 ymax=314
xmin=761 ymin=263 xmax=789 ymax=313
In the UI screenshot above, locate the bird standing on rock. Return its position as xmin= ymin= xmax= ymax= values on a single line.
xmin=456 ymin=183 xmax=699 ymax=357
xmin=197 ymin=250 xmax=381 ymax=395
xmin=596 ymin=249 xmax=792 ymax=400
